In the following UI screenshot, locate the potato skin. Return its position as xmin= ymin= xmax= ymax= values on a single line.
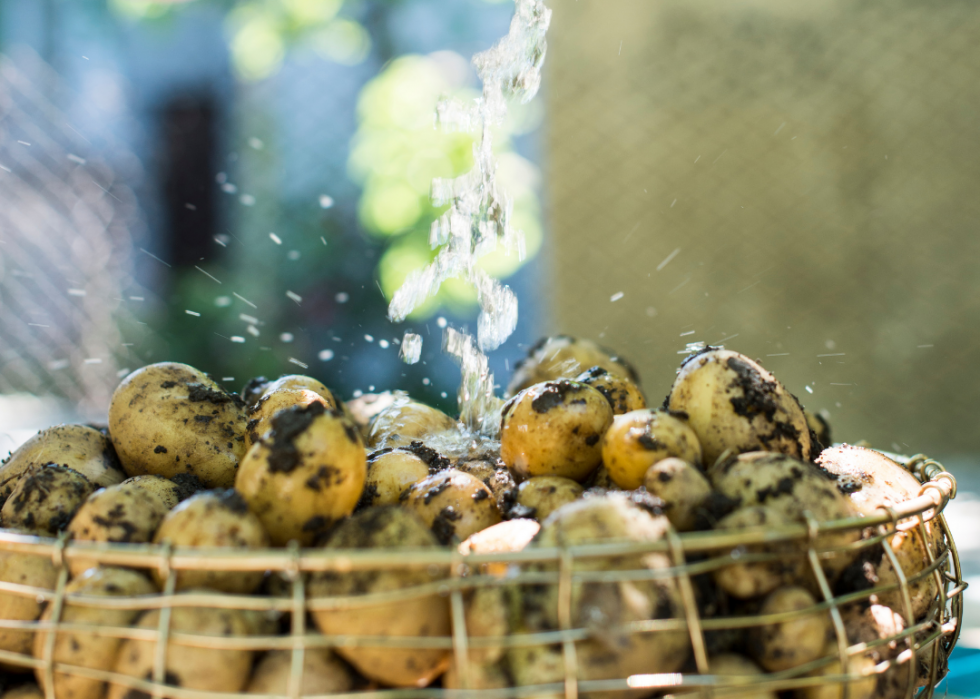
xmin=506 ymin=336 xmax=640 ymax=397
xmin=459 ymin=519 xmax=540 ymax=578
xmin=34 ymin=567 xmax=156 ymax=699
xmin=108 ymin=598 xmax=254 ymax=697
xmin=516 ymin=476 xmax=583 ymax=522
xmin=123 ymin=473 xmax=200 ymax=510
xmin=0 ymin=548 xmax=58 ymax=659
xmin=236 ymin=402 xmax=366 ymax=546
xmin=574 ymin=366 xmax=646 ymax=415
xmin=749 ymin=586 xmax=829 ymax=672
xmin=405 ymin=470 xmax=501 ymax=544
xmin=0 ymin=425 xmax=124 ymax=508
xmin=246 ymin=649 xmax=354 ymax=695
xmin=366 ymin=395 xmax=456 ymax=450
xmin=309 ymin=507 xmax=451 ymax=687
xmin=500 ymin=380 xmax=613 ymax=482
xmin=643 ymin=457 xmax=712 ymax=531
xmin=2 ymin=465 xmax=95 ymax=535
xmin=712 ymin=506 xmax=802 ymax=599
xmin=245 ymin=388 xmax=329 ymax=451
xmin=108 ymin=362 xmax=248 ymax=488
xmin=358 ymin=448 xmax=433 ymax=508
xmin=668 ymin=348 xmax=812 ymax=465
xmin=152 ymin=489 xmax=269 ymax=593
xmin=601 ymin=409 xmax=702 ymax=490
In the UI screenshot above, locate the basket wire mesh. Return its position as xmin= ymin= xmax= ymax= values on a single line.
xmin=0 ymin=453 xmax=964 ymax=699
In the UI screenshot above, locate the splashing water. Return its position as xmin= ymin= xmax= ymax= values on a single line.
xmin=392 ymin=0 xmax=552 ymax=432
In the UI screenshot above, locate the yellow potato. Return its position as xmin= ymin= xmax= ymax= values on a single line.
xmin=366 ymin=394 xmax=456 ymax=449
xmin=2 ymin=465 xmax=95 ymax=536
xmin=749 ymin=586 xmax=829 ymax=672
xmin=455 ymin=458 xmax=517 ymax=511
xmin=574 ymin=365 xmax=646 ymax=415
xmin=668 ymin=348 xmax=813 ymax=465
xmin=515 ymin=476 xmax=583 ymax=521
xmin=500 ymin=380 xmax=613 ymax=482
xmin=0 ymin=548 xmax=58 ymax=661
xmin=246 ymin=649 xmax=354 ymax=695
xmin=506 ymin=335 xmax=640 ymax=397
xmin=601 ymin=409 xmax=702 ymax=490
xmin=123 ymin=473 xmax=200 ymax=510
xmin=405 ymin=470 xmax=501 ymax=544
xmin=359 ymin=448 xmax=432 ymax=508
xmin=712 ymin=506 xmax=804 ymax=599
xmin=108 ymin=362 xmax=248 ymax=488
xmin=643 ymin=457 xmax=712 ymax=531
xmin=244 ymin=387 xmax=329 ymax=450
xmin=236 ymin=402 xmax=366 ymax=546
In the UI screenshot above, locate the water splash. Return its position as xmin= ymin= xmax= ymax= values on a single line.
xmin=389 ymin=0 xmax=551 ymax=432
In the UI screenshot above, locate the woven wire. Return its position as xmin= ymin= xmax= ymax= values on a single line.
xmin=0 ymin=454 xmax=963 ymax=699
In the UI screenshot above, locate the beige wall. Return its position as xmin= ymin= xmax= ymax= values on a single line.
xmin=544 ymin=0 xmax=980 ymax=457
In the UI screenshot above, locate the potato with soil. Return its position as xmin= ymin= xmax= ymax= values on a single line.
xmin=405 ymin=470 xmax=501 ymax=544
xmin=309 ymin=507 xmax=451 ymax=687
xmin=67 ymin=481 xmax=175 ymax=576
xmin=711 ymin=452 xmax=861 ymax=582
xmin=108 ymin=598 xmax=255 ymax=698
xmin=500 ymin=380 xmax=613 ymax=482
xmin=509 ymin=495 xmax=689 ymax=695
xmin=2 ymin=465 xmax=95 ymax=535
xmin=108 ymin=362 xmax=248 ymax=488
xmin=246 ymin=649 xmax=354 ymax=695
xmin=124 ymin=473 xmax=202 ymax=510
xmin=818 ymin=444 xmax=941 ymax=619
xmin=0 ymin=548 xmax=58 ymax=661
xmin=34 ymin=567 xmax=156 ymax=699
xmin=152 ymin=489 xmax=269 ymax=593
xmin=0 ymin=425 xmax=124 ymax=508
xmin=515 ymin=476 xmax=583 ymax=521
xmin=366 ymin=394 xmax=457 ymax=449
xmin=668 ymin=348 xmax=812 ymax=465
xmin=713 ymin=506 xmax=804 ymax=599
xmin=506 ymin=336 xmax=640 ymax=397
xmin=358 ymin=444 xmax=450 ymax=509
xmin=455 ymin=458 xmax=518 ymax=512
xmin=0 ymin=685 xmax=43 ymax=699
xmin=574 ymin=366 xmax=646 ymax=415
xmin=245 ymin=388 xmax=330 ymax=451
xmin=643 ymin=457 xmax=712 ymax=531
xmin=749 ymin=586 xmax=830 ymax=672
xmin=686 ymin=654 xmax=777 ymax=699
xmin=806 ymin=409 xmax=833 ymax=451
xmin=236 ymin=402 xmax=366 ymax=546
xmin=601 ymin=409 xmax=703 ymax=491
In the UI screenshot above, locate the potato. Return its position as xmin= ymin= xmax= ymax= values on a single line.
xmin=366 ymin=394 xmax=457 ymax=449
xmin=802 ymin=642 xmax=878 ymax=699
xmin=308 ymin=507 xmax=450 ymax=687
xmin=345 ymin=391 xmax=400 ymax=438
xmin=358 ymin=447 xmax=438 ymax=509
xmin=509 ymin=495 xmax=689 ymax=695
xmin=574 ymin=366 xmax=646 ymax=415
xmin=586 ymin=463 xmax=623 ymax=491
xmin=712 ymin=452 xmax=861 ymax=582
xmin=601 ymin=409 xmax=702 ymax=490
xmin=246 ymin=649 xmax=354 ymax=695
xmin=459 ymin=518 xmax=540 ymax=577
xmin=236 ymin=402 xmax=366 ymax=546
xmin=668 ymin=348 xmax=813 ymax=465
xmin=806 ymin=409 xmax=833 ymax=452
xmin=2 ymin=465 xmax=95 ymax=535
xmin=506 ymin=335 xmax=640 ymax=397
xmin=245 ymin=388 xmax=330 ymax=451
xmin=515 ymin=476 xmax=583 ymax=521
xmin=832 ymin=603 xmax=913 ymax=699
xmin=501 ymin=380 xmax=613 ymax=482
xmin=713 ymin=506 xmax=804 ymax=599
xmin=123 ymin=473 xmax=201 ymax=510
xmin=0 ymin=548 xmax=58 ymax=661
xmin=108 ymin=597 xmax=254 ymax=698
xmin=152 ymin=489 xmax=269 ymax=593
xmin=0 ymin=685 xmax=43 ymax=699
xmin=695 ymin=654 xmax=777 ymax=699
xmin=749 ymin=586 xmax=829 ymax=672
xmin=67 ymin=481 xmax=174 ymax=576
xmin=108 ymin=362 xmax=248 ymax=488
xmin=405 ymin=470 xmax=501 ymax=544
xmin=34 ymin=567 xmax=156 ymax=699
xmin=444 ymin=658 xmax=512 ymax=691
xmin=643 ymin=457 xmax=712 ymax=531
xmin=240 ymin=375 xmax=270 ymax=408
xmin=817 ymin=444 xmax=941 ymax=619
xmin=0 ymin=425 xmax=124 ymax=508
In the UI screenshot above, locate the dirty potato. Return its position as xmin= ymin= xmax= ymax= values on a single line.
xmin=236 ymin=402 xmax=366 ymax=546
xmin=749 ymin=586 xmax=830 ymax=672
xmin=0 ymin=425 xmax=124 ymax=508
xmin=309 ymin=507 xmax=451 ymax=687
xmin=152 ymin=489 xmax=269 ymax=593
xmin=34 ymin=567 xmax=156 ymax=699
xmin=2 ymin=465 xmax=95 ymax=536
xmin=500 ymin=380 xmax=613 ymax=482
xmin=668 ymin=348 xmax=812 ymax=465
xmin=818 ymin=444 xmax=942 ymax=619
xmin=506 ymin=336 xmax=640 ymax=397
xmin=245 ymin=388 xmax=330 ymax=451
xmin=689 ymin=654 xmax=777 ymax=699
xmin=575 ymin=366 xmax=646 ymax=415
xmin=406 ymin=470 xmax=501 ymax=544
xmin=108 ymin=363 xmax=248 ymax=488
xmin=358 ymin=445 xmax=447 ymax=509
xmin=806 ymin=409 xmax=833 ymax=452
xmin=108 ymin=597 xmax=254 ymax=698
xmin=601 ymin=409 xmax=702 ymax=490
xmin=0 ymin=547 xmax=58 ymax=660
xmin=124 ymin=473 xmax=202 ymax=510
xmin=366 ymin=394 xmax=457 ymax=449
xmin=455 ymin=458 xmax=517 ymax=512
xmin=515 ymin=476 xmax=583 ymax=522
xmin=643 ymin=458 xmax=712 ymax=531
xmin=712 ymin=506 xmax=804 ymax=599
xmin=246 ymin=649 xmax=354 ymax=695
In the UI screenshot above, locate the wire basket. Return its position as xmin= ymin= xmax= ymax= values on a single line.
xmin=0 ymin=453 xmax=964 ymax=699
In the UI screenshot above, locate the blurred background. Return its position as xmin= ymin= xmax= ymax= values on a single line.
xmin=1 ymin=0 xmax=980 ymax=689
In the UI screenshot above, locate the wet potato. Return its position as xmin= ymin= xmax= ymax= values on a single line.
xmin=108 ymin=362 xmax=248 ymax=488
xmin=366 ymin=395 xmax=457 ymax=450
xmin=405 ymin=469 xmax=501 ymax=544
xmin=500 ymin=380 xmax=613 ymax=482
xmin=358 ymin=446 xmax=438 ymax=509
xmin=2 ymin=465 xmax=95 ymax=536
xmin=643 ymin=457 xmax=712 ymax=531
xmin=515 ymin=476 xmax=583 ymax=522
xmin=574 ymin=365 xmax=646 ymax=415
xmin=600 ymin=408 xmax=702 ymax=490
xmin=236 ymin=402 xmax=366 ymax=546
xmin=506 ymin=335 xmax=641 ymax=397
xmin=245 ymin=387 xmax=329 ymax=451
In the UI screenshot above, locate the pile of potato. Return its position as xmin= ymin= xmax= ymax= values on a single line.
xmin=0 ymin=338 xmax=947 ymax=699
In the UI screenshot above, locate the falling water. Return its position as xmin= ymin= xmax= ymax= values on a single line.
xmin=391 ymin=0 xmax=551 ymax=434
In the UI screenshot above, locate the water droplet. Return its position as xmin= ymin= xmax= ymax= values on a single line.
xmin=378 ymin=339 xmax=390 ymax=349
xmin=318 ymin=349 xmax=334 ymax=361
xmin=319 ymin=195 xmax=334 ymax=209
xmin=240 ymin=194 xmax=255 ymax=206
xmin=335 ymin=292 xmax=349 ymax=303
xmin=248 ymin=137 xmax=264 ymax=150
xmin=610 ymin=291 xmax=624 ymax=302
xmin=400 ymin=333 xmax=423 ymax=364
xmin=280 ymin=333 xmax=294 ymax=343
xmin=269 ymin=232 xmax=282 ymax=245
xmin=364 ymin=334 xmax=374 ymax=343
